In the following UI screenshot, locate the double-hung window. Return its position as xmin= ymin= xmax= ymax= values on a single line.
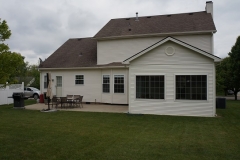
xmin=44 ymin=75 xmax=47 ymax=88
xmin=176 ymin=75 xmax=207 ymax=100
xmin=75 ymin=75 xmax=84 ymax=85
xmin=114 ymin=75 xmax=124 ymax=93
xmin=103 ymin=75 xmax=110 ymax=93
xmin=136 ymin=75 xmax=164 ymax=99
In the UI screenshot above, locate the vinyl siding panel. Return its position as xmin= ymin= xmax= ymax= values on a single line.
xmin=129 ymin=64 xmax=215 ymax=117
xmin=129 ymin=41 xmax=215 ymax=117
xmin=97 ymin=34 xmax=212 ymax=64
xmin=40 ymin=68 xmax=128 ymax=104
xmin=131 ymin=41 xmax=213 ymax=65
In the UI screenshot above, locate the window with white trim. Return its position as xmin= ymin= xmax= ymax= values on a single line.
xmin=114 ymin=75 xmax=124 ymax=93
xmin=44 ymin=75 xmax=47 ymax=88
xmin=75 ymin=75 xmax=84 ymax=84
xmin=136 ymin=75 xmax=164 ymax=99
xmin=176 ymin=75 xmax=207 ymax=100
xmin=103 ymin=75 xmax=110 ymax=93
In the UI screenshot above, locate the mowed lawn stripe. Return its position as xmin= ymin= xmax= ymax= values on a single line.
xmin=0 ymin=100 xmax=240 ymax=159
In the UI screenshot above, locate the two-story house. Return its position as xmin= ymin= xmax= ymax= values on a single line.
xmin=39 ymin=1 xmax=221 ymax=117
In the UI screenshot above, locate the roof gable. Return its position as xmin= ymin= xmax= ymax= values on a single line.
xmin=123 ymin=37 xmax=221 ymax=64
xmin=94 ymin=11 xmax=216 ymax=39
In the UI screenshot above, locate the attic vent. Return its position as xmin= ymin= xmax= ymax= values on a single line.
xmin=79 ymin=52 xmax=83 ymax=56
xmin=167 ymin=15 xmax=171 ymax=17
xmin=189 ymin=13 xmax=193 ymax=15
xmin=147 ymin=16 xmax=151 ymax=18
xmin=78 ymin=38 xmax=82 ymax=41
xmin=126 ymin=18 xmax=130 ymax=20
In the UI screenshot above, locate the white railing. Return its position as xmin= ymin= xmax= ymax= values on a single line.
xmin=0 ymin=82 xmax=24 ymax=105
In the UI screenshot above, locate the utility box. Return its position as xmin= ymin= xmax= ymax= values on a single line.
xmin=12 ymin=92 xmax=25 ymax=108
xmin=216 ymin=98 xmax=226 ymax=109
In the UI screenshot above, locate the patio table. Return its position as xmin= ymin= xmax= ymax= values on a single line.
xmin=57 ymin=97 xmax=76 ymax=108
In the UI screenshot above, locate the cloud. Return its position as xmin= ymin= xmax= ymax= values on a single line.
xmin=0 ymin=0 xmax=240 ymax=65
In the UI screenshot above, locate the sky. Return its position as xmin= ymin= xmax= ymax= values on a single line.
xmin=0 ymin=0 xmax=240 ymax=65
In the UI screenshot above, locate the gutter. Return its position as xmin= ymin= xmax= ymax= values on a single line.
xmin=39 ymin=65 xmax=129 ymax=71
xmin=93 ymin=30 xmax=217 ymax=40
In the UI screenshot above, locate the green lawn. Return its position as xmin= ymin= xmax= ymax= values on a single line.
xmin=0 ymin=100 xmax=240 ymax=160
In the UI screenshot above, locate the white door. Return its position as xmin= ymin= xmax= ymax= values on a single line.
xmin=56 ymin=76 xmax=62 ymax=97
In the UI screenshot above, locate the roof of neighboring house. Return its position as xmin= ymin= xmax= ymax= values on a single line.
xmin=39 ymin=38 xmax=125 ymax=69
xmin=94 ymin=11 xmax=216 ymax=39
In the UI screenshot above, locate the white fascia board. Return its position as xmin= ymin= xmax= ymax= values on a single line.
xmin=170 ymin=38 xmax=221 ymax=62
xmin=94 ymin=30 xmax=217 ymax=40
xmin=123 ymin=37 xmax=171 ymax=63
xmin=39 ymin=65 xmax=129 ymax=71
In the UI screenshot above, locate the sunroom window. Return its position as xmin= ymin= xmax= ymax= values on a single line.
xmin=176 ymin=75 xmax=207 ymax=100
xmin=136 ymin=75 xmax=164 ymax=99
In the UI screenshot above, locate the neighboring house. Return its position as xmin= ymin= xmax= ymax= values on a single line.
xmin=39 ymin=1 xmax=221 ymax=117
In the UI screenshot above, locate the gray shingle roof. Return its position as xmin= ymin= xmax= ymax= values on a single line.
xmin=94 ymin=11 xmax=216 ymax=38
xmin=40 ymin=11 xmax=216 ymax=69
xmin=39 ymin=38 xmax=97 ymax=68
xmin=39 ymin=38 xmax=125 ymax=68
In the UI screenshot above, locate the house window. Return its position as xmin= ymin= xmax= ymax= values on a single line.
xmin=103 ymin=75 xmax=110 ymax=93
xmin=114 ymin=75 xmax=124 ymax=93
xmin=136 ymin=75 xmax=164 ymax=99
xmin=44 ymin=75 xmax=47 ymax=88
xmin=75 ymin=75 xmax=84 ymax=84
xmin=176 ymin=75 xmax=207 ymax=100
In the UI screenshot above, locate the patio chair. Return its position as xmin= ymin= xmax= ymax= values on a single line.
xmin=73 ymin=95 xmax=83 ymax=108
xmin=60 ymin=97 xmax=68 ymax=108
xmin=67 ymin=95 xmax=74 ymax=107
xmin=67 ymin=95 xmax=73 ymax=99
xmin=51 ymin=96 xmax=60 ymax=109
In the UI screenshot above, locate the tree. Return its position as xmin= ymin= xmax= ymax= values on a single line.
xmin=26 ymin=65 xmax=40 ymax=89
xmin=228 ymin=36 xmax=240 ymax=100
xmin=216 ymin=57 xmax=230 ymax=95
xmin=0 ymin=19 xmax=25 ymax=84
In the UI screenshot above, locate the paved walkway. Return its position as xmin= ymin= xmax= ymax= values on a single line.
xmin=217 ymin=95 xmax=240 ymax=100
xmin=25 ymin=103 xmax=129 ymax=113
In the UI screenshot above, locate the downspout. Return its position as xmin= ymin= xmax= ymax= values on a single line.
xmin=111 ymin=69 xmax=113 ymax=104
xmin=101 ymin=69 xmax=102 ymax=103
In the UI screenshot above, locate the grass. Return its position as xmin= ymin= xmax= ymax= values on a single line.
xmin=0 ymin=100 xmax=240 ymax=160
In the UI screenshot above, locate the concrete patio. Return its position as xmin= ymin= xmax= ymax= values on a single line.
xmin=25 ymin=102 xmax=129 ymax=113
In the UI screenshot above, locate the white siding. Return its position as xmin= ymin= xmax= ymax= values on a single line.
xmin=40 ymin=68 xmax=128 ymax=104
xmin=97 ymin=34 xmax=212 ymax=64
xmin=129 ymin=41 xmax=215 ymax=117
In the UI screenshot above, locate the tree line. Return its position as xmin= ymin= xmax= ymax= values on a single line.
xmin=216 ymin=36 xmax=240 ymax=100
xmin=0 ymin=19 xmax=40 ymax=89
